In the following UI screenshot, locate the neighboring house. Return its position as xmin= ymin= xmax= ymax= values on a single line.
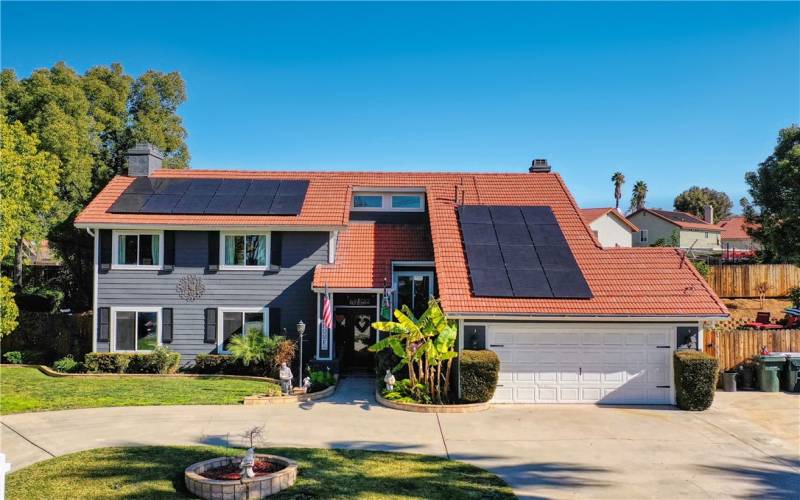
xmin=580 ymin=208 xmax=638 ymax=247
xmin=75 ymin=146 xmax=728 ymax=405
xmin=718 ymin=216 xmax=760 ymax=260
xmin=628 ymin=208 xmax=722 ymax=254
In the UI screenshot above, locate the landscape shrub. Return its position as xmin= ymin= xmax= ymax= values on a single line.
xmin=190 ymin=354 xmax=259 ymax=375
xmin=53 ymin=355 xmax=83 ymax=373
xmin=85 ymin=353 xmax=130 ymax=373
xmin=789 ymin=286 xmax=800 ymax=308
xmin=382 ymin=378 xmax=432 ymax=404
xmin=3 ymin=351 xmax=23 ymax=364
xmin=674 ymin=350 xmax=719 ymax=411
xmin=127 ymin=347 xmax=180 ymax=374
xmin=307 ymin=367 xmax=335 ymax=393
xmin=459 ymin=350 xmax=500 ymax=403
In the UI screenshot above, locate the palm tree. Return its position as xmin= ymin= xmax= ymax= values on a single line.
xmin=611 ymin=172 xmax=625 ymax=210
xmin=629 ymin=180 xmax=648 ymax=212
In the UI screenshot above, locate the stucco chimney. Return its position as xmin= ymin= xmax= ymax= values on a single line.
xmin=126 ymin=143 xmax=163 ymax=177
xmin=703 ymin=204 xmax=714 ymax=224
xmin=529 ymin=159 xmax=551 ymax=173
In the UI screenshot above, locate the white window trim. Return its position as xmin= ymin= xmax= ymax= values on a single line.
xmin=110 ymin=306 xmax=162 ymax=352
xmin=219 ymin=232 xmax=271 ymax=271
xmin=111 ymin=230 xmax=164 ymax=270
xmin=217 ymin=306 xmax=269 ymax=355
xmin=351 ymin=192 xmax=425 ymax=212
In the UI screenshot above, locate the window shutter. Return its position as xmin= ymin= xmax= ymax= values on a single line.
xmin=269 ymin=308 xmax=281 ymax=336
xmin=97 ymin=307 xmax=110 ymax=342
xmin=162 ymin=308 xmax=173 ymax=343
xmin=164 ymin=231 xmax=175 ymax=272
xmin=99 ymin=230 xmax=112 ymax=272
xmin=270 ymin=232 xmax=282 ymax=268
xmin=204 ymin=308 xmax=217 ymax=344
xmin=207 ymin=231 xmax=219 ymax=272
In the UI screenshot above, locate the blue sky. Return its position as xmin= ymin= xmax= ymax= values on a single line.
xmin=2 ymin=2 xmax=798 ymax=211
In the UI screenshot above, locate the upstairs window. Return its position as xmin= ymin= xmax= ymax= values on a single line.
xmin=221 ymin=233 xmax=269 ymax=269
xmin=112 ymin=231 xmax=162 ymax=269
xmin=351 ymin=192 xmax=424 ymax=212
xmin=640 ymin=229 xmax=649 ymax=243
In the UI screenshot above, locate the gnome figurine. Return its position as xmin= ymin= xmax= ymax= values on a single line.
xmin=240 ymin=448 xmax=256 ymax=478
xmin=384 ymin=369 xmax=396 ymax=391
xmin=302 ymin=376 xmax=312 ymax=393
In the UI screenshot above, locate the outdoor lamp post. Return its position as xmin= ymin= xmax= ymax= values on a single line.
xmin=296 ymin=320 xmax=305 ymax=385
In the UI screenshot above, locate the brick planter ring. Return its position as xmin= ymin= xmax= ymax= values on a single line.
xmin=185 ymin=454 xmax=297 ymax=499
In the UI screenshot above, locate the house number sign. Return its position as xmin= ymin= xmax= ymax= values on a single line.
xmin=177 ymin=274 xmax=206 ymax=302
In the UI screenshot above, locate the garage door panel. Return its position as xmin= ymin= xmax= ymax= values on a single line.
xmin=488 ymin=325 xmax=674 ymax=405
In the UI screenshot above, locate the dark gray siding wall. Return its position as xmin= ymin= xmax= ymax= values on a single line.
xmin=96 ymin=231 xmax=327 ymax=364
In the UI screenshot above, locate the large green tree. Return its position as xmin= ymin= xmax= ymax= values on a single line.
xmin=629 ymin=180 xmax=648 ymax=213
xmin=745 ymin=125 xmax=800 ymax=264
xmin=611 ymin=172 xmax=625 ymax=210
xmin=673 ymin=186 xmax=732 ymax=223
xmin=1 ymin=62 xmax=190 ymax=312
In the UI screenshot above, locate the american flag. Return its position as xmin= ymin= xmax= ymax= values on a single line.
xmin=322 ymin=288 xmax=333 ymax=330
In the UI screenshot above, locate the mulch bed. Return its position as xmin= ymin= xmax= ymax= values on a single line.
xmin=200 ymin=460 xmax=285 ymax=480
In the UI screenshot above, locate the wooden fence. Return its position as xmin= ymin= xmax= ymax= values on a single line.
xmin=704 ymin=329 xmax=800 ymax=372
xmin=706 ymin=264 xmax=800 ymax=298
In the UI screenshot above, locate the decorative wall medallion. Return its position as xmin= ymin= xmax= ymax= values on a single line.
xmin=177 ymin=274 xmax=206 ymax=302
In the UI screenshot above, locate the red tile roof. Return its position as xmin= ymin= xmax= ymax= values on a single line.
xmin=313 ymin=223 xmax=434 ymax=290
xmin=581 ymin=207 xmax=639 ymax=232
xmin=630 ymin=208 xmax=722 ymax=231
xmin=76 ymin=170 xmax=728 ymax=318
xmin=719 ymin=216 xmax=757 ymax=241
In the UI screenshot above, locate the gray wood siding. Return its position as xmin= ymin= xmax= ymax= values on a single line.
xmin=97 ymin=231 xmax=327 ymax=364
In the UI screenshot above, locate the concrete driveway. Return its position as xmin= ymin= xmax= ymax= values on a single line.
xmin=2 ymin=378 xmax=798 ymax=499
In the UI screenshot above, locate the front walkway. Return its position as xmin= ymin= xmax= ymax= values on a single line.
xmin=2 ymin=378 xmax=798 ymax=499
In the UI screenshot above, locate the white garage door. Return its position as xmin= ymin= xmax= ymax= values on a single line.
xmin=488 ymin=324 xmax=674 ymax=405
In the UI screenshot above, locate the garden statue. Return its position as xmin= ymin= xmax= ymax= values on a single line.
xmin=240 ymin=448 xmax=256 ymax=479
xmin=384 ymin=369 xmax=396 ymax=391
xmin=302 ymin=376 xmax=311 ymax=393
xmin=279 ymin=362 xmax=293 ymax=394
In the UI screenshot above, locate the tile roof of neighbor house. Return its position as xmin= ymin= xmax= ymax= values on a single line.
xmin=630 ymin=208 xmax=723 ymax=231
xmin=719 ymin=216 xmax=757 ymax=241
xmin=76 ymin=170 xmax=728 ymax=318
xmin=580 ymin=208 xmax=639 ymax=232
xmin=314 ymin=223 xmax=434 ymax=290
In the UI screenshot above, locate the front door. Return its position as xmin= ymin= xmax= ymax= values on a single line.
xmin=334 ymin=308 xmax=377 ymax=372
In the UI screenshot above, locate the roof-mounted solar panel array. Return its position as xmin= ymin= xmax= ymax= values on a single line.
xmin=458 ymin=205 xmax=592 ymax=299
xmin=108 ymin=178 xmax=309 ymax=216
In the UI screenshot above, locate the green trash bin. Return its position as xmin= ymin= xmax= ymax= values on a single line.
xmin=757 ymin=355 xmax=785 ymax=392
xmin=783 ymin=353 xmax=800 ymax=392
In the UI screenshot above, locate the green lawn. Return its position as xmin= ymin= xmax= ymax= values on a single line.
xmin=0 ymin=366 xmax=278 ymax=415
xmin=6 ymin=446 xmax=514 ymax=499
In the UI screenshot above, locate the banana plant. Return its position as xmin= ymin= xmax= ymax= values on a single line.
xmin=370 ymin=298 xmax=459 ymax=403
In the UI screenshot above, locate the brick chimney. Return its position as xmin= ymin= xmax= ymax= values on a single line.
xmin=529 ymin=158 xmax=551 ymax=173
xmin=126 ymin=143 xmax=163 ymax=177
xmin=703 ymin=204 xmax=714 ymax=224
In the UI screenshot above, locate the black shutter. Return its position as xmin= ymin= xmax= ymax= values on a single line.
xmin=269 ymin=308 xmax=281 ymax=336
xmin=270 ymin=232 xmax=282 ymax=268
xmin=97 ymin=307 xmax=110 ymax=342
xmin=207 ymin=231 xmax=219 ymax=272
xmin=163 ymin=231 xmax=175 ymax=272
xmin=99 ymin=230 xmax=112 ymax=272
xmin=162 ymin=308 xmax=173 ymax=343
xmin=204 ymin=308 xmax=217 ymax=343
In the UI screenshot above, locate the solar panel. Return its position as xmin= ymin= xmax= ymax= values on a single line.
xmin=205 ymin=195 xmax=243 ymax=214
xmin=490 ymin=206 xmax=525 ymax=225
xmin=140 ymin=194 xmax=181 ymax=213
xmin=465 ymin=244 xmax=504 ymax=269
xmin=108 ymin=177 xmax=309 ymax=216
xmin=508 ymin=270 xmax=553 ymax=297
xmin=186 ymin=179 xmax=221 ymax=194
xmin=458 ymin=205 xmax=492 ymax=224
xmin=458 ymin=204 xmax=591 ymax=299
xmin=469 ymin=268 xmax=514 ymax=297
xmin=494 ymin=223 xmax=533 ymax=246
xmin=460 ymin=223 xmax=498 ymax=245
xmin=109 ymin=194 xmax=150 ymax=213
xmin=172 ymin=195 xmax=212 ymax=214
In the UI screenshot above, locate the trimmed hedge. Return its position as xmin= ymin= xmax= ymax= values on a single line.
xmin=190 ymin=354 xmax=258 ymax=375
xmin=460 ymin=349 xmax=500 ymax=403
xmin=674 ymin=350 xmax=719 ymax=411
xmin=85 ymin=347 xmax=180 ymax=374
